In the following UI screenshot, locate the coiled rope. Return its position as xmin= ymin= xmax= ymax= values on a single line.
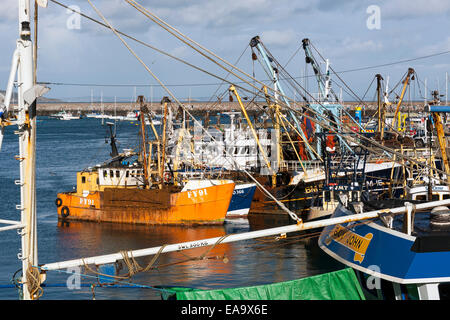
xmin=25 ymin=263 xmax=43 ymax=300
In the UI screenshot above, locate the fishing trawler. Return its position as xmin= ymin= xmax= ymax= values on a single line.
xmin=55 ymin=110 xmax=235 ymax=225
xmin=181 ymin=179 xmax=257 ymax=218
xmin=318 ymin=198 xmax=450 ymax=300
xmin=165 ymin=102 xmax=326 ymax=219
xmin=55 ymin=170 xmax=234 ymax=225
xmin=318 ymin=100 xmax=450 ymax=300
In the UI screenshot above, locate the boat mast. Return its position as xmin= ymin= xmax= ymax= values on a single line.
xmin=138 ymin=96 xmax=149 ymax=187
xmin=229 ymin=85 xmax=276 ymax=184
xmin=160 ymin=97 xmax=170 ymax=187
xmin=376 ymin=74 xmax=384 ymax=139
xmin=17 ymin=0 xmax=37 ymax=300
xmin=0 ymin=0 xmax=50 ymax=300
xmin=262 ymin=85 xmax=283 ymax=181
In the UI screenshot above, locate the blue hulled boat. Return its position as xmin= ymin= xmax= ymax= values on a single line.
xmin=318 ymin=199 xmax=450 ymax=300
xmin=227 ymin=183 xmax=257 ymax=217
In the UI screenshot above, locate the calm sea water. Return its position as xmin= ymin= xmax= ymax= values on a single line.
xmin=0 ymin=117 xmax=343 ymax=300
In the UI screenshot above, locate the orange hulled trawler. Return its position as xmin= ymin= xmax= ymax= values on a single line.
xmin=55 ymin=97 xmax=235 ymax=225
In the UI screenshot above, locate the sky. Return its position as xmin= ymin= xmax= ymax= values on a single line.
xmin=1 ymin=0 xmax=450 ymax=103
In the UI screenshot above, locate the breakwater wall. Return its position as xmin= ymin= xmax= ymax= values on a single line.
xmin=32 ymin=101 xmax=427 ymax=116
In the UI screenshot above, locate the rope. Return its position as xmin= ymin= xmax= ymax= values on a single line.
xmin=82 ymin=259 xmax=129 ymax=281
xmin=84 ymin=244 xmax=168 ymax=281
xmin=120 ymin=243 xmax=167 ymax=276
xmin=87 ymin=0 xmax=304 ymax=223
xmin=81 ymin=237 xmax=232 ymax=284
xmin=33 ymin=265 xmax=167 ymax=290
xmin=82 ymin=0 xmax=450 ymax=199
xmin=197 ymin=234 xmax=229 ymax=260
xmin=39 ymin=3 xmax=450 ymax=90
xmin=53 ymin=0 xmax=446 ymax=188
xmin=25 ymin=263 xmax=43 ymax=300
xmin=0 ymin=231 xmax=324 ymax=299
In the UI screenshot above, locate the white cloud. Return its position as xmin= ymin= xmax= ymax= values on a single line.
xmin=129 ymin=0 xmax=314 ymax=29
xmin=169 ymin=45 xmax=191 ymax=59
xmin=0 ymin=0 xmax=449 ymax=102
xmin=341 ymin=38 xmax=383 ymax=52
xmin=382 ymin=0 xmax=450 ymax=19
xmin=260 ymin=30 xmax=297 ymax=47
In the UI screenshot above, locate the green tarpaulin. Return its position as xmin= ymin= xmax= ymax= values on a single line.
xmin=161 ymin=268 xmax=365 ymax=300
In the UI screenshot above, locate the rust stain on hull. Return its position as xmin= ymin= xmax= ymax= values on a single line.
xmin=56 ymin=183 xmax=234 ymax=226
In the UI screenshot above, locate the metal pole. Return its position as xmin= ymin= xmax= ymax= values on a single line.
xmin=0 ymin=224 xmax=25 ymax=232
xmin=101 ymin=90 xmax=104 ymax=125
xmin=0 ymin=219 xmax=25 ymax=225
xmin=16 ymin=0 xmax=38 ymax=300
xmin=425 ymin=78 xmax=428 ymax=104
xmin=41 ymin=198 xmax=450 ymax=272
xmin=2 ymin=49 xmax=19 ymax=114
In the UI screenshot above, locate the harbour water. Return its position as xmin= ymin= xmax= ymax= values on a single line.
xmin=0 ymin=117 xmax=342 ymax=300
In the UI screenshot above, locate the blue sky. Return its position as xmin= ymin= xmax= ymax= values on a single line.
xmin=1 ymin=0 xmax=450 ymax=103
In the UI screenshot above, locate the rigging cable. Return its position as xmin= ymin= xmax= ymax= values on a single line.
xmin=42 ymin=3 xmax=450 ymax=90
xmin=87 ymin=0 xmax=304 ymax=223
xmin=50 ymin=0 xmax=450 ymax=186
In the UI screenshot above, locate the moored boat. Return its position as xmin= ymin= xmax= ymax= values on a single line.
xmin=55 ymin=118 xmax=235 ymax=226
xmin=181 ymin=179 xmax=257 ymax=217
xmin=56 ymin=177 xmax=235 ymax=225
xmin=49 ymin=110 xmax=80 ymax=120
xmin=318 ymin=199 xmax=450 ymax=300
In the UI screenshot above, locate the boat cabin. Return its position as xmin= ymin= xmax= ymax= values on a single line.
xmin=406 ymin=185 xmax=450 ymax=201
xmin=76 ymin=167 xmax=145 ymax=195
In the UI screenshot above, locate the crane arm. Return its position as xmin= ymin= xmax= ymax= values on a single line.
xmin=392 ymin=68 xmax=414 ymax=130
xmin=302 ymin=38 xmax=327 ymax=99
xmin=250 ymin=36 xmax=317 ymax=160
xmin=431 ymin=112 xmax=450 ymax=182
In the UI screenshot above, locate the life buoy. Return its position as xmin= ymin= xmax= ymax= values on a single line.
xmin=325 ymin=135 xmax=336 ymax=153
xmin=61 ymin=206 xmax=70 ymax=218
xmin=55 ymin=197 xmax=63 ymax=207
xmin=163 ymin=171 xmax=172 ymax=183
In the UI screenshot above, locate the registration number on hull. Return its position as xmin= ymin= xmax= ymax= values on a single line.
xmin=187 ymin=188 xmax=208 ymax=199
xmin=79 ymin=197 xmax=95 ymax=206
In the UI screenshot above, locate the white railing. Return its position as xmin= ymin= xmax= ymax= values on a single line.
xmin=278 ymin=160 xmax=322 ymax=172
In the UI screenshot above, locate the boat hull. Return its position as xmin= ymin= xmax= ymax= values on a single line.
xmin=227 ymin=183 xmax=257 ymax=217
xmin=318 ymin=204 xmax=450 ymax=285
xmin=56 ymin=183 xmax=235 ymax=225
xmin=249 ymin=175 xmax=323 ymax=219
xmin=180 ymin=179 xmax=257 ymax=218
